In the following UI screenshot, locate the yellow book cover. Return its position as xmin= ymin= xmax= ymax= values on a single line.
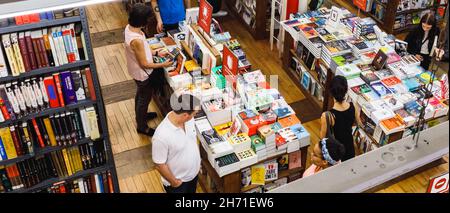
xmin=10 ymin=33 xmax=25 ymax=73
xmin=86 ymin=107 xmax=100 ymax=140
xmin=251 ymin=164 xmax=266 ymax=185
xmin=61 ymin=148 xmax=73 ymax=176
xmin=73 ymin=147 xmax=83 ymax=172
xmin=68 ymin=147 xmax=78 ymax=173
xmin=0 ymin=127 xmax=17 ymax=159
xmin=43 ymin=118 xmax=57 ymax=146
xmin=1 ymin=34 xmax=20 ymax=76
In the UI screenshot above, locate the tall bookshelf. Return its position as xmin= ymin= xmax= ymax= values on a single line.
xmin=225 ymin=0 xmax=270 ymax=40
xmin=343 ymin=0 xmax=448 ymax=34
xmin=0 ymin=7 xmax=119 ymax=193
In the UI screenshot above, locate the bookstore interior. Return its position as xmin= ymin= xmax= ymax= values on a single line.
xmin=0 ymin=0 xmax=448 ymax=194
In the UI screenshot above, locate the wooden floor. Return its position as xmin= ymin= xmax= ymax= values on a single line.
xmin=86 ymin=2 xmax=448 ymax=193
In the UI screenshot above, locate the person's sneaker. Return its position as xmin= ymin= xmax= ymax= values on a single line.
xmin=212 ymin=10 xmax=228 ymax=18
xmin=146 ymin=112 xmax=158 ymax=121
xmin=137 ymin=128 xmax=155 ymax=137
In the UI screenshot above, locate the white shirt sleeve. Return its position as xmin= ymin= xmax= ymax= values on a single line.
xmin=152 ymin=137 xmax=169 ymax=164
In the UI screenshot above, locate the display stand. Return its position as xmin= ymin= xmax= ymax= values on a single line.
xmin=0 ymin=7 xmax=119 ymax=193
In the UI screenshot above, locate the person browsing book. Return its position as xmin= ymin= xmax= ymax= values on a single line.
xmin=405 ymin=12 xmax=440 ymax=70
xmin=125 ymin=3 xmax=173 ymax=137
xmin=152 ymin=94 xmax=201 ymax=193
xmin=320 ymin=76 xmax=363 ymax=161
xmin=151 ymin=0 xmax=191 ymax=33
xmin=303 ymin=137 xmax=345 ymax=178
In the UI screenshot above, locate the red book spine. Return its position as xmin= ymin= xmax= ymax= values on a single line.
xmin=12 ymin=164 xmax=22 ymax=187
xmin=25 ymin=33 xmax=38 ymax=70
xmin=84 ymin=68 xmax=96 ymax=101
xmin=15 ymin=16 xmax=24 ymax=25
xmin=32 ymin=38 xmax=43 ymax=68
xmin=90 ymin=175 xmax=97 ymax=193
xmin=22 ymin=15 xmax=31 ymax=24
xmin=107 ymin=171 xmax=114 ymax=193
xmin=53 ymin=74 xmax=65 ymax=107
xmin=18 ymin=35 xmax=31 ymax=72
xmin=44 ymin=77 xmax=60 ymax=108
xmin=0 ymin=97 xmax=11 ymax=120
xmin=29 ymin=14 xmax=40 ymax=23
xmin=38 ymin=37 xmax=49 ymax=67
xmin=10 ymin=126 xmax=23 ymax=156
xmin=32 ymin=118 xmax=45 ymax=148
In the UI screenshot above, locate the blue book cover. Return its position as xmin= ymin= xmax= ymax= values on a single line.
xmin=403 ymin=78 xmax=422 ymax=91
xmin=0 ymin=138 xmax=8 ymax=160
xmin=60 ymin=71 xmax=78 ymax=104
xmin=370 ymin=82 xmax=391 ymax=97
xmin=290 ymin=124 xmax=310 ymax=140
xmin=46 ymin=11 xmax=54 ymax=20
xmin=39 ymin=12 xmax=48 ymax=20
xmin=98 ymin=174 xmax=104 ymax=193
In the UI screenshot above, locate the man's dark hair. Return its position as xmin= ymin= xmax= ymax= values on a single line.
xmin=330 ymin=75 xmax=348 ymax=103
xmin=173 ymin=94 xmax=201 ymax=115
xmin=319 ymin=137 xmax=345 ymax=164
xmin=128 ymin=3 xmax=152 ymax=28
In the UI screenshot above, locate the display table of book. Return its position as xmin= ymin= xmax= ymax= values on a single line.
xmin=281 ymin=6 xmax=449 ymax=155
xmin=149 ymin=18 xmax=310 ymax=193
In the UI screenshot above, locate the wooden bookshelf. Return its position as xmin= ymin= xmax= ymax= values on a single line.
xmin=340 ymin=0 xmax=448 ymax=35
xmin=225 ymin=0 xmax=270 ymax=40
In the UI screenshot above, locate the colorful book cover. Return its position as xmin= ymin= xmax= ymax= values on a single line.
xmin=60 ymin=71 xmax=78 ymax=105
xmin=277 ymin=154 xmax=289 ymax=171
xmin=371 ymin=82 xmax=392 ymax=97
xmin=264 ymin=160 xmax=278 ymax=181
xmin=299 ymin=23 xmax=319 ymax=38
xmin=288 ymin=150 xmax=301 ymax=169
xmin=251 ymin=164 xmax=266 ymax=185
xmin=241 ymin=167 xmax=252 ymax=187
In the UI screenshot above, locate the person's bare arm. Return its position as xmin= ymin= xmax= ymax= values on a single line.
xmin=130 ymin=39 xmax=172 ymax=69
xmin=184 ymin=0 xmax=191 ymax=8
xmin=151 ymin=0 xmax=164 ymax=33
xmin=155 ymin=163 xmax=182 ymax=187
xmin=320 ymin=113 xmax=328 ymax=139
xmin=354 ymin=103 xmax=363 ymax=128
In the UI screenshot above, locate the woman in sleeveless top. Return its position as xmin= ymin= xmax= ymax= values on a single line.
xmin=320 ymin=76 xmax=363 ymax=161
xmin=125 ymin=4 xmax=173 ymax=136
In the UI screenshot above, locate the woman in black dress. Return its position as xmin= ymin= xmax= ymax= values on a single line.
xmin=320 ymin=76 xmax=362 ymax=161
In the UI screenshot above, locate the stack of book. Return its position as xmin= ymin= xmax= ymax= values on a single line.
xmin=321 ymin=40 xmax=352 ymax=66
xmin=1 ymin=23 xmax=88 ymax=78
xmin=354 ymin=17 xmax=377 ymax=38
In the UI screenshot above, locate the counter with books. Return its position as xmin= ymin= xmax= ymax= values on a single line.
xmin=281 ymin=7 xmax=449 ymax=154
xmin=147 ymin=19 xmax=310 ymax=193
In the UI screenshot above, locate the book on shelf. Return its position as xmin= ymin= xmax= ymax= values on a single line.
xmin=251 ymin=164 xmax=265 ymax=185
xmin=277 ymin=154 xmax=289 ymax=171
xmin=0 ymin=140 xmax=107 ymax=192
xmin=34 ymin=171 xmax=114 ymax=193
xmin=264 ymin=159 xmax=278 ymax=181
xmin=0 ymin=23 xmax=87 ymax=79
xmin=288 ymin=150 xmax=301 ymax=170
xmin=0 ymin=106 xmax=101 ymax=160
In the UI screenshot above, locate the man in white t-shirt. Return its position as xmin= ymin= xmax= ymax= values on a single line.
xmin=152 ymin=94 xmax=201 ymax=193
